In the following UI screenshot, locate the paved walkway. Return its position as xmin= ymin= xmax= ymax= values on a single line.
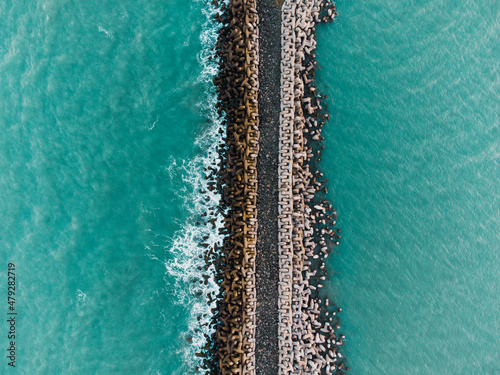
xmin=255 ymin=0 xmax=282 ymax=374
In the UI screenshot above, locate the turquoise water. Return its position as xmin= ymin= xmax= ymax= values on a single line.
xmin=1 ymin=0 xmax=498 ymax=374
xmin=0 ymin=0 xmax=221 ymax=373
xmin=317 ymin=0 xmax=499 ymax=374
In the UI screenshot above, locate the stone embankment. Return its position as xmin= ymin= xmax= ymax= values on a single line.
xmin=202 ymin=0 xmax=347 ymax=374
xmin=203 ymin=0 xmax=260 ymax=373
xmin=278 ymin=0 xmax=346 ymax=373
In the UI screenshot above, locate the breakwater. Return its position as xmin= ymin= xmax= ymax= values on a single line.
xmin=278 ymin=0 xmax=346 ymax=373
xmin=203 ymin=0 xmax=260 ymax=373
xmin=202 ymin=0 xmax=346 ymax=374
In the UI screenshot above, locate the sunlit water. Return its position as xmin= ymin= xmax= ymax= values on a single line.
xmin=0 ymin=0 xmax=221 ymax=373
xmin=317 ymin=0 xmax=499 ymax=373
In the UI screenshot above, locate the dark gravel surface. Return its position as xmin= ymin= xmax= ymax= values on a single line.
xmin=255 ymin=0 xmax=281 ymax=374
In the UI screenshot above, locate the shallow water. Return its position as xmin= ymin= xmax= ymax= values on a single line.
xmin=316 ymin=0 xmax=500 ymax=373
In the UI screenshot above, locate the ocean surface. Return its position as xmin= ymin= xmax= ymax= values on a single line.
xmin=316 ymin=0 xmax=499 ymax=374
xmin=0 ymin=0 xmax=498 ymax=374
xmin=0 ymin=0 xmax=222 ymax=373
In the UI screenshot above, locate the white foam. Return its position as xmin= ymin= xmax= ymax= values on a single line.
xmin=76 ymin=289 xmax=88 ymax=304
xmin=97 ymin=25 xmax=113 ymax=39
xmin=162 ymin=0 xmax=225 ymax=372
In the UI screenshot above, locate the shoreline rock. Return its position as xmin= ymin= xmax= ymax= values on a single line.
xmin=201 ymin=0 xmax=347 ymax=374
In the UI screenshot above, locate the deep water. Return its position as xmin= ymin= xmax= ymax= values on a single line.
xmin=316 ymin=0 xmax=499 ymax=374
xmin=0 ymin=0 xmax=221 ymax=373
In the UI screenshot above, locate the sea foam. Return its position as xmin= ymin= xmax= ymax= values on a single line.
xmin=162 ymin=0 xmax=224 ymax=372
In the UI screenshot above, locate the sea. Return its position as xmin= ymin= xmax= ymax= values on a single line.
xmin=0 ymin=0 xmax=497 ymax=374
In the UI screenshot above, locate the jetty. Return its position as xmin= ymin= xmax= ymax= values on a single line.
xmin=202 ymin=0 xmax=346 ymax=374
